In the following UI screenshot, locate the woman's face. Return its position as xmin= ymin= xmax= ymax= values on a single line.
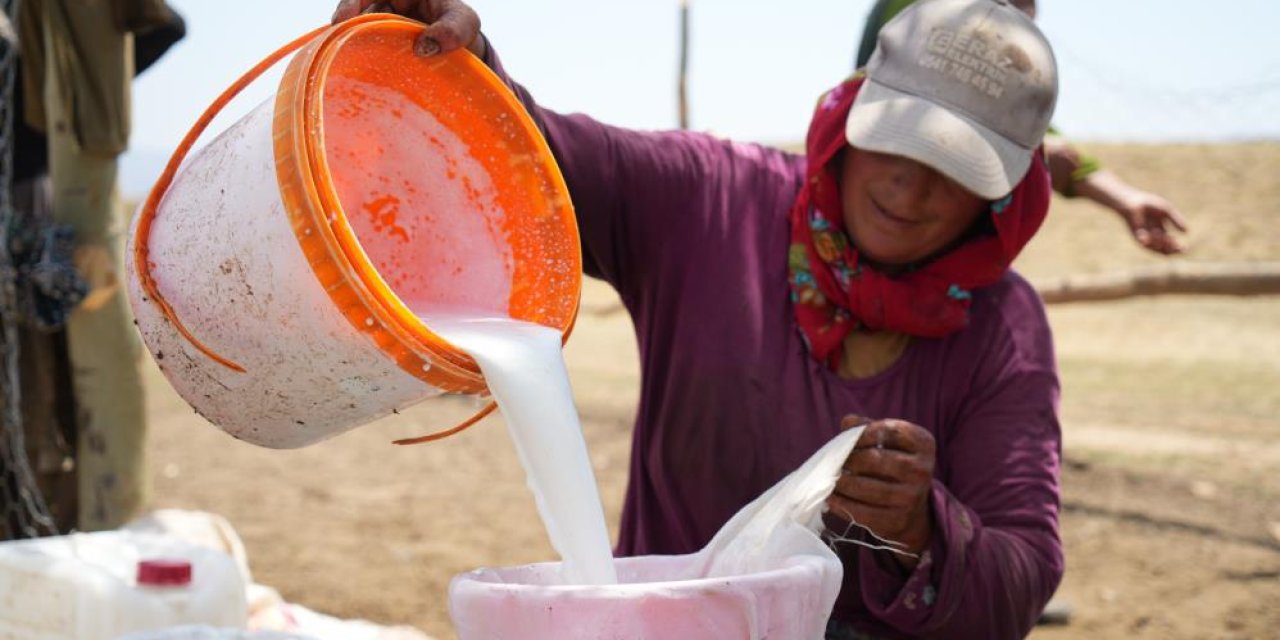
xmin=839 ymin=148 xmax=989 ymax=266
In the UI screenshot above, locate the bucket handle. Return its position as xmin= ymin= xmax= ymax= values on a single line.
xmin=137 ymin=18 xmax=500 ymax=444
xmin=392 ymin=401 xmax=497 ymax=445
xmin=133 ymin=25 xmax=330 ymax=373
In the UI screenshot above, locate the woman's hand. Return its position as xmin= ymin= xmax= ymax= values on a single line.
xmin=331 ymin=0 xmax=485 ymax=58
xmin=1113 ymin=187 xmax=1190 ymax=255
xmin=828 ymin=415 xmax=936 ymax=569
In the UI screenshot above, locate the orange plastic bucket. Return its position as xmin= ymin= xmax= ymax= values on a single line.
xmin=127 ymin=15 xmax=581 ymax=447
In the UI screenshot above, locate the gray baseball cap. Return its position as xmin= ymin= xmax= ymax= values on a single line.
xmin=846 ymin=0 xmax=1058 ymax=199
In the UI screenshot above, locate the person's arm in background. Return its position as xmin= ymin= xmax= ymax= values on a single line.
xmin=1044 ymin=134 xmax=1189 ymax=255
xmin=855 ymin=0 xmax=920 ymax=69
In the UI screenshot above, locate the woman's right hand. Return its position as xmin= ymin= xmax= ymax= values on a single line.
xmin=331 ymin=0 xmax=485 ymax=58
xmin=828 ymin=415 xmax=936 ymax=570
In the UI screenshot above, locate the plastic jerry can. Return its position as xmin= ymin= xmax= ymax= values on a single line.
xmin=0 ymin=530 xmax=247 ymax=639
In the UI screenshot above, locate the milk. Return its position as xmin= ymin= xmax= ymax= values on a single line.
xmin=326 ymin=76 xmax=515 ymax=313
xmin=334 ymin=72 xmax=615 ymax=584
xmin=422 ymin=314 xmax=618 ymax=585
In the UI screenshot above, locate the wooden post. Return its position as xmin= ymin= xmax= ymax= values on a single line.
xmin=678 ymin=0 xmax=690 ymax=130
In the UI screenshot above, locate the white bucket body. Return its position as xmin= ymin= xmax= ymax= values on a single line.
xmin=126 ymin=99 xmax=443 ymax=448
xmin=0 ymin=531 xmax=247 ymax=639
xmin=127 ymin=18 xmax=582 ymax=449
xmin=449 ymin=553 xmax=840 ymax=640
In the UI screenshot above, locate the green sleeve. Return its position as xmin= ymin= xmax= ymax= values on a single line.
xmin=1045 ymin=125 xmax=1103 ymax=198
xmin=856 ymin=0 xmax=921 ymax=69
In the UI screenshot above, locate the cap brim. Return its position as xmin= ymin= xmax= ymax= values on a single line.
xmin=845 ymin=80 xmax=1032 ymax=200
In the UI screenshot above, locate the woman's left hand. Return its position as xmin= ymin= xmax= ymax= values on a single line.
xmin=331 ymin=0 xmax=485 ymax=58
xmin=828 ymin=415 xmax=936 ymax=569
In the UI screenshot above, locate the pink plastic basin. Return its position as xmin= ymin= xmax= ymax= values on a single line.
xmin=449 ymin=552 xmax=839 ymax=639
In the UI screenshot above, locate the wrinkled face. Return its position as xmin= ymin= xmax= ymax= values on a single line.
xmin=839 ymin=148 xmax=989 ymax=266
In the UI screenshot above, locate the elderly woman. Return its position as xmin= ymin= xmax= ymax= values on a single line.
xmin=336 ymin=0 xmax=1063 ymax=637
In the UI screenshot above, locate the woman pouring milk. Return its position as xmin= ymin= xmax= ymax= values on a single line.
xmin=333 ymin=1 xmax=1063 ymax=637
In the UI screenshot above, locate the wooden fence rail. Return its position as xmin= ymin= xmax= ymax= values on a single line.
xmin=1033 ymin=262 xmax=1280 ymax=304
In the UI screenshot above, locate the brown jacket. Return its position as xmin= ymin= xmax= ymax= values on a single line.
xmin=18 ymin=0 xmax=175 ymax=156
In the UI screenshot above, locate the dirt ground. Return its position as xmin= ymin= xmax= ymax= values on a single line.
xmin=144 ymin=143 xmax=1280 ymax=639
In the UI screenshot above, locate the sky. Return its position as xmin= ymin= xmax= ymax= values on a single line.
xmin=121 ymin=0 xmax=1280 ymax=196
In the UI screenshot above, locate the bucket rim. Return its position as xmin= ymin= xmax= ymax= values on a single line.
xmin=447 ymin=553 xmax=835 ymax=596
xmin=275 ymin=15 xmax=583 ymax=394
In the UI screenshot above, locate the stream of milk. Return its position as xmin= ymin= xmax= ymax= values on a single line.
xmin=420 ymin=314 xmax=618 ymax=585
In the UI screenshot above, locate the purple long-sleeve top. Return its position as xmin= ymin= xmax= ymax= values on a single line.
xmin=479 ymin=43 xmax=1064 ymax=640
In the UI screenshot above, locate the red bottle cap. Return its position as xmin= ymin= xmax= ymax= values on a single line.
xmin=137 ymin=559 xmax=192 ymax=587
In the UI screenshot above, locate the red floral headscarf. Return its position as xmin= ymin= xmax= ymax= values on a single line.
xmin=788 ymin=77 xmax=1052 ymax=369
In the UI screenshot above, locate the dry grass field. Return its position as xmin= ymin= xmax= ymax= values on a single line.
xmin=144 ymin=142 xmax=1280 ymax=639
